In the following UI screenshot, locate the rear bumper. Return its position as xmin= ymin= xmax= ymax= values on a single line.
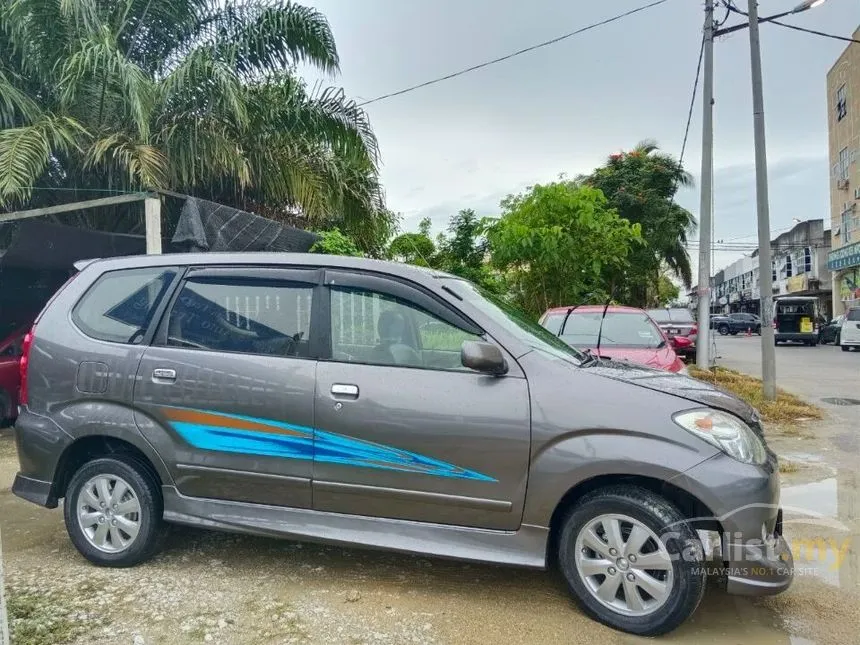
xmin=11 ymin=473 xmax=56 ymax=508
xmin=775 ymin=332 xmax=817 ymax=342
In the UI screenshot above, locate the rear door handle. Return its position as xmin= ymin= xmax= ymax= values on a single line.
xmin=331 ymin=383 xmax=359 ymax=399
xmin=152 ymin=368 xmax=176 ymax=382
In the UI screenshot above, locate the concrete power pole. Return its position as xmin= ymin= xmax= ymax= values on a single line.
xmin=696 ymin=0 xmax=715 ymax=370
xmin=746 ymin=0 xmax=777 ymax=400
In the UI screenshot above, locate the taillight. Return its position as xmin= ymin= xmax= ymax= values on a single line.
xmin=19 ymin=327 xmax=34 ymax=407
xmin=691 ymin=324 xmax=698 ymax=336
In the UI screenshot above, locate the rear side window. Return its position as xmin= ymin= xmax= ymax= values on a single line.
xmin=73 ymin=267 xmax=177 ymax=343
xmin=848 ymin=309 xmax=860 ymax=322
xmin=165 ymin=278 xmax=313 ymax=357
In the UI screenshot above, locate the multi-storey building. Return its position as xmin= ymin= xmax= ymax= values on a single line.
xmin=827 ymin=26 xmax=860 ymax=315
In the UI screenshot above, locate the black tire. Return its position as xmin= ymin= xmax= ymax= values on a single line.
xmin=836 ymin=333 xmax=841 ymax=346
xmin=557 ymin=486 xmax=706 ymax=636
xmin=843 ymin=345 xmax=851 ymax=352
xmin=718 ymin=324 xmax=729 ymax=336
xmin=63 ymin=456 xmax=165 ymax=567
xmin=756 ymin=326 xmax=762 ymax=336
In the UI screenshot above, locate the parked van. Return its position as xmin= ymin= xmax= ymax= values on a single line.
xmin=12 ymin=254 xmax=793 ymax=636
xmin=840 ymin=307 xmax=860 ymax=352
xmin=773 ymin=297 xmax=820 ymax=346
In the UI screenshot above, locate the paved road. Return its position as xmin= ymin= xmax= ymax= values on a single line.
xmin=712 ymin=334 xmax=860 ymax=421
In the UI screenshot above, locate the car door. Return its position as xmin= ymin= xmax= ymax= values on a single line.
xmin=312 ymin=270 xmax=531 ymax=531
xmin=133 ymin=266 xmax=321 ymax=508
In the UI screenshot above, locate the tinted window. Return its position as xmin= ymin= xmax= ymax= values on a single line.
xmin=166 ymin=279 xmax=313 ymax=357
xmin=560 ymin=312 xmax=665 ymax=349
xmin=73 ymin=267 xmax=177 ymax=343
xmin=330 ymin=287 xmax=479 ymax=370
xmin=848 ymin=309 xmax=860 ymax=322
xmin=646 ymin=309 xmax=694 ymax=324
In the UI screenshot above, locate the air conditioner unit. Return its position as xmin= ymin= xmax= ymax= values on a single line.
xmin=837 ymin=178 xmax=850 ymax=190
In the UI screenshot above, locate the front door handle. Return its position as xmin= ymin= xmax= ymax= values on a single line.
xmin=152 ymin=368 xmax=176 ymax=383
xmin=331 ymin=383 xmax=359 ymax=399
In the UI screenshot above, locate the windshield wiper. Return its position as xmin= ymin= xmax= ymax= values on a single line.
xmin=580 ymin=348 xmax=601 ymax=366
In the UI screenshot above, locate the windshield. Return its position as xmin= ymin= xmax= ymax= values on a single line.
xmin=561 ymin=312 xmax=665 ymax=349
xmin=848 ymin=309 xmax=860 ymax=322
xmin=449 ymin=281 xmax=586 ymax=363
xmin=646 ymin=308 xmax=694 ymax=324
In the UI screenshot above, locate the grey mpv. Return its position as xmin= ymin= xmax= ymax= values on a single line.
xmin=12 ymin=254 xmax=792 ymax=636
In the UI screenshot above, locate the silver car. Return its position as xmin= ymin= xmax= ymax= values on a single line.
xmin=12 ymin=254 xmax=792 ymax=636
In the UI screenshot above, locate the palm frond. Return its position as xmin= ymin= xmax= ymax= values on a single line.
xmin=60 ymin=28 xmax=154 ymax=138
xmin=164 ymin=0 xmax=339 ymax=77
xmin=0 ymin=68 xmax=43 ymax=127
xmin=0 ymin=115 xmax=86 ymax=204
xmin=84 ymin=133 xmax=168 ymax=188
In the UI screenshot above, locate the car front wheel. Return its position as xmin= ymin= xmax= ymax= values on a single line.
xmin=63 ymin=456 xmax=165 ymax=567
xmin=557 ymin=486 xmax=706 ymax=636
xmin=718 ymin=325 xmax=729 ymax=336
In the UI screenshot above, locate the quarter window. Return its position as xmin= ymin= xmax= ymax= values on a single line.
xmin=329 ymin=287 xmax=480 ymax=370
xmin=165 ymin=278 xmax=313 ymax=357
xmin=73 ymin=267 xmax=177 ymax=343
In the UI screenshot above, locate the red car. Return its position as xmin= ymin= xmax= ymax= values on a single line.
xmin=0 ymin=326 xmax=28 ymax=425
xmin=539 ymin=305 xmax=688 ymax=374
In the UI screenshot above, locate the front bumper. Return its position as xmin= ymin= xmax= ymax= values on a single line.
xmin=725 ymin=531 xmax=794 ymax=595
xmin=672 ymin=452 xmax=793 ymax=596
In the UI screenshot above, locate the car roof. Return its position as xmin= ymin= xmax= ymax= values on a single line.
xmin=543 ymin=305 xmax=647 ymax=315
xmin=78 ymin=253 xmax=460 ymax=288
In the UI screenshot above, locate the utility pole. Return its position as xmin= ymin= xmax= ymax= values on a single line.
xmin=746 ymin=0 xmax=777 ymax=400
xmin=696 ymin=0 xmax=715 ymax=370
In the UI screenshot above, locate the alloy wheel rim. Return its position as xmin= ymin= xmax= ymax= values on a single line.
xmin=574 ymin=513 xmax=674 ymax=617
xmin=77 ymin=475 xmax=142 ymax=553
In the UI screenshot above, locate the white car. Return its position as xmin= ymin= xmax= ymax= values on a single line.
xmin=840 ymin=308 xmax=860 ymax=352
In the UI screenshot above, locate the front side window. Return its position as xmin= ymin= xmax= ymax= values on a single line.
xmin=73 ymin=267 xmax=177 ymax=343
xmin=559 ymin=312 xmax=665 ymax=349
xmin=165 ymin=278 xmax=313 ymax=357
xmin=329 ymin=287 xmax=480 ymax=370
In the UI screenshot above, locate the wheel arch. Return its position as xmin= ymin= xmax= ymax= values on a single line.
xmin=51 ymin=434 xmax=165 ymax=501
xmin=545 ymin=474 xmax=722 ymax=564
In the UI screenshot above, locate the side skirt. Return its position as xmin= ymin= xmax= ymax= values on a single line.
xmin=162 ymin=486 xmax=549 ymax=569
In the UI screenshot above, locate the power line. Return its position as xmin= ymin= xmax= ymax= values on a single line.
xmin=769 ymin=20 xmax=860 ymax=45
xmin=357 ymin=0 xmax=672 ymax=107
xmin=679 ymin=33 xmax=706 ymax=166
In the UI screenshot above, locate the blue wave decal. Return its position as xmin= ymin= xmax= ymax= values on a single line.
xmin=163 ymin=406 xmax=496 ymax=482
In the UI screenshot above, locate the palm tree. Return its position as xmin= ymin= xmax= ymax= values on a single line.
xmin=0 ymin=0 xmax=386 ymax=247
xmin=580 ymin=140 xmax=697 ymax=305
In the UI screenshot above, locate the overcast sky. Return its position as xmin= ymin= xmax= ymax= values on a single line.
xmin=302 ymin=0 xmax=859 ymax=283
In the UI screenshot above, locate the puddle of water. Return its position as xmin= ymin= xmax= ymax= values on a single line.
xmin=779 ymin=472 xmax=860 ymax=591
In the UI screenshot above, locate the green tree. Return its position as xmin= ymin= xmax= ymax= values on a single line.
xmin=580 ymin=141 xmax=696 ymax=307
xmin=309 ymin=228 xmax=362 ymax=256
xmin=0 ymin=0 xmax=386 ymax=250
xmin=387 ymin=217 xmax=438 ymax=266
xmin=487 ymin=182 xmax=641 ymax=318
xmin=653 ymin=273 xmax=680 ymax=307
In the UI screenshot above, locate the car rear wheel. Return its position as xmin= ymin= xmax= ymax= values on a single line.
xmin=557 ymin=486 xmax=705 ymax=636
xmin=64 ymin=456 xmax=165 ymax=567
xmin=843 ymin=345 xmax=851 ymax=352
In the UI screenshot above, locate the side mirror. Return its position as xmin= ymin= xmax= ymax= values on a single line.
xmin=461 ymin=340 xmax=508 ymax=375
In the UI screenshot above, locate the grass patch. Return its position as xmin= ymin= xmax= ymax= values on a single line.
xmin=688 ymin=366 xmax=823 ymax=425
xmin=779 ymin=460 xmax=802 ymax=474
xmin=7 ymin=591 xmax=83 ymax=645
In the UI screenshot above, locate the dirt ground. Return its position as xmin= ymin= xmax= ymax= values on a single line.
xmin=2 ymin=417 xmax=859 ymax=645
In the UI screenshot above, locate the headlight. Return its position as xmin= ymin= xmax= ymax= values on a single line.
xmin=673 ymin=409 xmax=767 ymax=465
